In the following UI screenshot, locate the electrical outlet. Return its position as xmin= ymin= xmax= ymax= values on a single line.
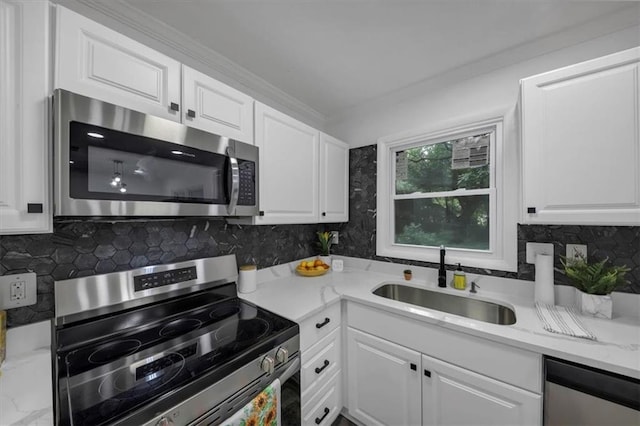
xmin=11 ymin=281 xmax=26 ymax=301
xmin=566 ymin=244 xmax=587 ymax=262
xmin=526 ymin=242 xmax=554 ymax=264
xmin=331 ymin=231 xmax=339 ymax=245
xmin=0 ymin=272 xmax=37 ymax=309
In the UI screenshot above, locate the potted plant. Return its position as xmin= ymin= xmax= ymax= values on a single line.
xmin=316 ymin=231 xmax=334 ymax=265
xmin=561 ymin=254 xmax=630 ymax=319
xmin=403 ymin=269 xmax=412 ymax=281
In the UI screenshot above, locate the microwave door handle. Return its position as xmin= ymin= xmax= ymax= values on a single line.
xmin=227 ymin=148 xmax=240 ymax=215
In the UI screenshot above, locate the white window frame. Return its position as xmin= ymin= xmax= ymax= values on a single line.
xmin=377 ymin=117 xmax=518 ymax=272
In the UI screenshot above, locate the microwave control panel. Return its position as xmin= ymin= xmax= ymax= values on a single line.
xmin=238 ymin=160 xmax=256 ymax=206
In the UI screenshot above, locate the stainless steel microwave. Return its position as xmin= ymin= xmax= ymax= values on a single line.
xmin=53 ymin=89 xmax=259 ymax=217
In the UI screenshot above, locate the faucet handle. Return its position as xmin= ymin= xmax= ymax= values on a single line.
xmin=470 ymin=282 xmax=480 ymax=293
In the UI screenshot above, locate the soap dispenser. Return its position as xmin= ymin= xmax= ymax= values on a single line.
xmin=453 ymin=263 xmax=466 ymax=290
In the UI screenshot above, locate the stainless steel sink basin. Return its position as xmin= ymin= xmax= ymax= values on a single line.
xmin=372 ymin=284 xmax=516 ymax=325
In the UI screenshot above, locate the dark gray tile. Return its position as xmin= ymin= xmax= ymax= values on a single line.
xmin=74 ymin=253 xmax=99 ymax=270
xmin=113 ymin=235 xmax=133 ymax=250
xmin=94 ymin=244 xmax=117 ymax=259
xmin=113 ymin=250 xmax=133 ymax=265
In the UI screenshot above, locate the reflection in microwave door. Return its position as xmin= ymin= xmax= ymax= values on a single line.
xmin=135 ymin=156 xmax=157 ymax=181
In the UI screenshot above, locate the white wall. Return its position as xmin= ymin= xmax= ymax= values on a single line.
xmin=327 ymin=19 xmax=640 ymax=148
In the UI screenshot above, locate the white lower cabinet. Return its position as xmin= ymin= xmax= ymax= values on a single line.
xmin=300 ymin=302 xmax=343 ymax=425
xmin=422 ymin=354 xmax=541 ymax=426
xmin=346 ymin=327 xmax=421 ymax=426
xmin=302 ymin=370 xmax=342 ymax=426
xmin=345 ymin=302 xmax=542 ymax=426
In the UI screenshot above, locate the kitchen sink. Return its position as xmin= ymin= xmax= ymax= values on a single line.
xmin=372 ymin=283 xmax=516 ymax=325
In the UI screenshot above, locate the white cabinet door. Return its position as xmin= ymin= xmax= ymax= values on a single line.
xmin=182 ymin=66 xmax=254 ymax=143
xmin=347 ymin=327 xmax=422 ymax=426
xmin=521 ymin=47 xmax=640 ymax=225
xmin=55 ymin=6 xmax=181 ymax=122
xmin=422 ymin=354 xmax=542 ymax=426
xmin=0 ymin=0 xmax=51 ymax=234
xmin=253 ymin=102 xmax=319 ymax=224
xmin=319 ymin=133 xmax=349 ymax=223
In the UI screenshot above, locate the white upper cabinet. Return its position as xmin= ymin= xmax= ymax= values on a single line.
xmin=521 ymin=47 xmax=640 ymax=225
xmin=252 ymin=102 xmax=320 ymax=224
xmin=182 ymin=66 xmax=254 ymax=144
xmin=0 ymin=0 xmax=51 ymax=234
xmin=55 ymin=6 xmax=182 ymax=121
xmin=319 ymin=133 xmax=349 ymax=222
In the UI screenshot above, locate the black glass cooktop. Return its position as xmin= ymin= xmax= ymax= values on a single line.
xmin=55 ymin=284 xmax=298 ymax=426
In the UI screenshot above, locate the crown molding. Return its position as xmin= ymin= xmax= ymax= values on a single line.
xmin=64 ymin=0 xmax=326 ymax=127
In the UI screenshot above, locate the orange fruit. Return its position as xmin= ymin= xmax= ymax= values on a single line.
xmin=314 ymin=259 xmax=323 ymax=267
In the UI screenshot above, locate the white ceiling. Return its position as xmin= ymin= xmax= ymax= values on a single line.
xmin=118 ymin=0 xmax=634 ymax=116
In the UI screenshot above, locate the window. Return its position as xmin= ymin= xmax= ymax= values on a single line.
xmin=377 ymin=118 xmax=517 ymax=271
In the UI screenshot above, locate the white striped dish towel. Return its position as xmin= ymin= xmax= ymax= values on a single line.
xmin=535 ymin=303 xmax=597 ymax=340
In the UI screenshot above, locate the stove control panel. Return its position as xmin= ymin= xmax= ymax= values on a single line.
xmin=134 ymin=266 xmax=198 ymax=292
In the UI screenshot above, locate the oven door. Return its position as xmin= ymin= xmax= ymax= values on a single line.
xmin=54 ymin=89 xmax=258 ymax=217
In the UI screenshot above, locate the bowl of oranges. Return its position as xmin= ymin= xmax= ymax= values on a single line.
xmin=296 ymin=259 xmax=330 ymax=277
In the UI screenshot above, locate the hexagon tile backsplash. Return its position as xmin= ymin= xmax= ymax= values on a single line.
xmin=0 ymin=219 xmax=322 ymax=327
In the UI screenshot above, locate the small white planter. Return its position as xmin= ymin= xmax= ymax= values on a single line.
xmin=575 ymin=289 xmax=612 ymax=319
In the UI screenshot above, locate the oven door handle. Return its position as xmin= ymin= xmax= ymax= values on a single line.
xmin=226 ymin=145 xmax=240 ymax=216
xmin=279 ymin=356 xmax=300 ymax=384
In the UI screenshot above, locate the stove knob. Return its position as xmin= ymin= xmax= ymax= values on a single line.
xmin=276 ymin=347 xmax=289 ymax=364
xmin=155 ymin=417 xmax=173 ymax=426
xmin=261 ymin=355 xmax=275 ymax=375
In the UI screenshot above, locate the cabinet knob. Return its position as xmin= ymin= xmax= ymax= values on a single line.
xmin=169 ymin=102 xmax=180 ymax=112
xmin=410 ymin=363 xmax=417 ymax=371
xmin=322 ymin=212 xmax=326 ymax=217
xmin=424 ymin=369 xmax=431 ymax=377
xmin=527 ymin=207 xmax=536 ymax=214
xmin=187 ymin=109 xmax=196 ymax=118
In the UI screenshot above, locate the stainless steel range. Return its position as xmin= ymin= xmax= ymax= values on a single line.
xmin=52 ymin=255 xmax=300 ymax=425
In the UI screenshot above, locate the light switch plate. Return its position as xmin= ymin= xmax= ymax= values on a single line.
xmin=526 ymin=242 xmax=554 ymax=264
xmin=0 ymin=272 xmax=37 ymax=309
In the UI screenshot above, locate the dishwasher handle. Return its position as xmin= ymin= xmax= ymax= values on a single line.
xmin=545 ymin=357 xmax=640 ymax=411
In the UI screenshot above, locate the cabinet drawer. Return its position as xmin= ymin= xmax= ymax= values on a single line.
xmin=299 ymin=302 xmax=341 ymax=352
xmin=348 ymin=302 xmax=542 ymax=393
xmin=301 ymin=327 xmax=341 ymax=400
xmin=302 ymin=370 xmax=342 ymax=426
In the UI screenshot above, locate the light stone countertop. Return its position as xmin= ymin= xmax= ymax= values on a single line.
xmin=242 ymin=256 xmax=640 ymax=380
xmin=1 ymin=255 xmax=638 ymax=426
xmin=0 ymin=321 xmax=53 ymax=426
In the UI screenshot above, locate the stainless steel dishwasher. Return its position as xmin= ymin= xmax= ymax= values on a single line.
xmin=544 ymin=357 xmax=640 ymax=426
